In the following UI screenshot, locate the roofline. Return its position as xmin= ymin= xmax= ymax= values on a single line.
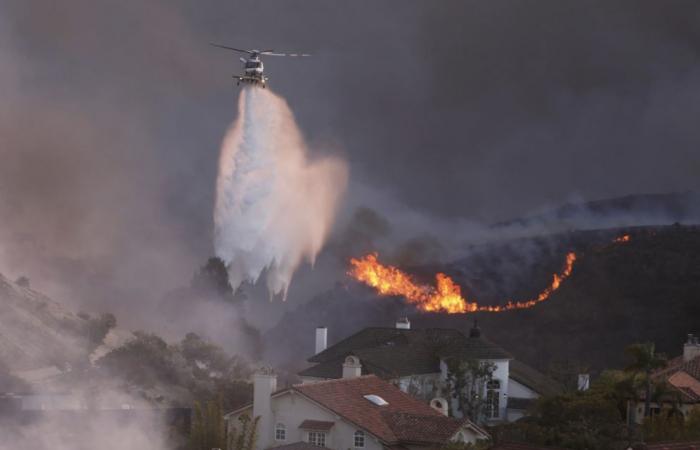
xmin=307 ymin=326 xmax=475 ymax=362
xmin=380 ymin=420 xmax=490 ymax=446
xmin=508 ymin=373 xmax=543 ymax=394
xmin=224 ymin=388 xmax=292 ymax=418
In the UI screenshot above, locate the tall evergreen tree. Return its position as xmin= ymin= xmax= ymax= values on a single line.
xmin=624 ymin=342 xmax=667 ymax=418
xmin=190 ymin=399 xmax=226 ymax=450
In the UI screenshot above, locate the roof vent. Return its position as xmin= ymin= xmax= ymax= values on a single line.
xmin=363 ymin=394 xmax=389 ymax=406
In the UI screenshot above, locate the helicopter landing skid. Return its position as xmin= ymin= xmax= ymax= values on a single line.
xmin=234 ymin=75 xmax=267 ymax=88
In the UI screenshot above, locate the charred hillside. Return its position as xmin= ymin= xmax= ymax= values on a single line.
xmin=264 ymin=224 xmax=700 ymax=376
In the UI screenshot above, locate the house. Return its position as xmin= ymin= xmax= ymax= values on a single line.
xmin=488 ymin=443 xmax=571 ymax=450
xmin=633 ymin=334 xmax=700 ymax=423
xmin=225 ymin=370 xmax=489 ymax=450
xmin=634 ymin=441 xmax=700 ymax=450
xmin=300 ymin=319 xmax=561 ymax=423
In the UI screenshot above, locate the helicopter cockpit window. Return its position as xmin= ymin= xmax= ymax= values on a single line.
xmin=245 ymin=61 xmax=262 ymax=69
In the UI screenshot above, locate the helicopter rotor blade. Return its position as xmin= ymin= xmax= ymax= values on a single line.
xmin=260 ymin=51 xmax=312 ymax=57
xmin=210 ymin=43 xmax=253 ymax=54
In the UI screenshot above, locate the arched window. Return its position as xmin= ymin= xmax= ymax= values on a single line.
xmin=275 ymin=423 xmax=286 ymax=441
xmin=354 ymin=430 xmax=365 ymax=448
xmin=485 ymin=379 xmax=501 ymax=419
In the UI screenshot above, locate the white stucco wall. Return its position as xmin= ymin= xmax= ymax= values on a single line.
xmin=228 ymin=392 xmax=383 ymax=450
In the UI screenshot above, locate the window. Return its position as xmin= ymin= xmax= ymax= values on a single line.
xmin=308 ymin=431 xmax=326 ymax=447
xmin=353 ymin=430 xmax=365 ymax=448
xmin=275 ymin=423 xmax=286 ymax=441
xmin=485 ymin=380 xmax=500 ymax=419
xmin=309 ymin=431 xmax=326 ymax=447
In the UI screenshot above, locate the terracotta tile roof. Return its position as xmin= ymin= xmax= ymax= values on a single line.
xmin=267 ymin=442 xmax=331 ymax=450
xmin=293 ymin=375 xmax=485 ymax=445
xmin=641 ymin=441 xmax=700 ymax=450
xmin=298 ymin=419 xmax=334 ymax=431
xmin=674 ymin=386 xmax=700 ymax=402
xmin=653 ymin=355 xmax=700 ymax=381
xmin=648 ymin=354 xmax=700 ymax=403
xmin=381 ymin=411 xmax=473 ymax=445
xmin=680 ymin=357 xmax=700 ymax=380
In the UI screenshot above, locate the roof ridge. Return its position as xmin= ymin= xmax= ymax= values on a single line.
xmin=293 ymin=374 xmax=378 ymax=388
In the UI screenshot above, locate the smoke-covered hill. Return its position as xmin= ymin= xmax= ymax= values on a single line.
xmin=494 ymin=191 xmax=700 ymax=230
xmin=0 ymin=271 xmax=253 ymax=413
xmin=0 ymin=274 xmax=95 ymax=373
xmin=264 ymin=224 xmax=700 ymax=377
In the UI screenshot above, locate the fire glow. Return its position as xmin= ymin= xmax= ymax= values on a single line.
xmin=348 ymin=235 xmax=630 ymax=314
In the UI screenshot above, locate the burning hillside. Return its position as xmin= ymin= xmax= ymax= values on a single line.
xmin=264 ymin=225 xmax=700 ymax=373
xmin=348 ymin=235 xmax=629 ymax=314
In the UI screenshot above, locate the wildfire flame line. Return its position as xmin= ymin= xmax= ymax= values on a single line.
xmin=347 ymin=234 xmax=630 ymax=314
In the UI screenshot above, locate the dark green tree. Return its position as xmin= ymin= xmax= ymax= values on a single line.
xmin=98 ymin=331 xmax=180 ymax=387
xmin=624 ymin=342 xmax=667 ymax=418
xmin=444 ymin=358 xmax=496 ymax=423
xmin=191 ymin=257 xmax=234 ymax=300
xmin=86 ymin=312 xmax=117 ymax=348
xmin=190 ymin=399 xmax=226 ymax=450
xmin=228 ymin=414 xmax=259 ymax=450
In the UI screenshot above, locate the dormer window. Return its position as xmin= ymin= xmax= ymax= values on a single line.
xmin=275 ymin=423 xmax=286 ymax=441
xmin=353 ymin=430 xmax=365 ymax=448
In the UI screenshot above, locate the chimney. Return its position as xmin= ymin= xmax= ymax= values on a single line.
xmin=395 ymin=317 xmax=410 ymax=329
xmin=253 ymin=367 xmax=277 ymax=449
xmin=577 ymin=374 xmax=590 ymax=391
xmin=684 ymin=334 xmax=700 ymax=362
xmin=342 ymin=355 xmax=362 ymax=379
xmin=315 ymin=327 xmax=328 ymax=354
xmin=430 ymin=397 xmax=448 ymax=416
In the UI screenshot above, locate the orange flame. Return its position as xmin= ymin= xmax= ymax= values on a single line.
xmin=348 ymin=235 xmax=629 ymax=314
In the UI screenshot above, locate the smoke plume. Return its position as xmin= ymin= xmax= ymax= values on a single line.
xmin=214 ymin=87 xmax=347 ymax=297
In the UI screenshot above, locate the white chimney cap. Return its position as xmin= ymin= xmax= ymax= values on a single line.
xmin=395 ymin=317 xmax=411 ymax=329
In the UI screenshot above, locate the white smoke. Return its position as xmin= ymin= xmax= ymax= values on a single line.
xmin=214 ymin=87 xmax=348 ymax=297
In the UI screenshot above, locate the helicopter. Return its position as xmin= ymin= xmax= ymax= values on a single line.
xmin=210 ymin=43 xmax=311 ymax=88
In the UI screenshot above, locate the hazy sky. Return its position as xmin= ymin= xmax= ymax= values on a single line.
xmin=1 ymin=1 xmax=700 ymax=322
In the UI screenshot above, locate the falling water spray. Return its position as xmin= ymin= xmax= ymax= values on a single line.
xmin=214 ymin=87 xmax=348 ymax=297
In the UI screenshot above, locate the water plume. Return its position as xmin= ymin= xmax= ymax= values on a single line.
xmin=214 ymin=87 xmax=347 ymax=297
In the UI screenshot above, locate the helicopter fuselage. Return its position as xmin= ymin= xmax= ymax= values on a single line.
xmin=236 ymin=56 xmax=267 ymax=86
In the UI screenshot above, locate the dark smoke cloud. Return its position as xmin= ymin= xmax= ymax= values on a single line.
xmin=1 ymin=0 xmax=700 ymax=334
